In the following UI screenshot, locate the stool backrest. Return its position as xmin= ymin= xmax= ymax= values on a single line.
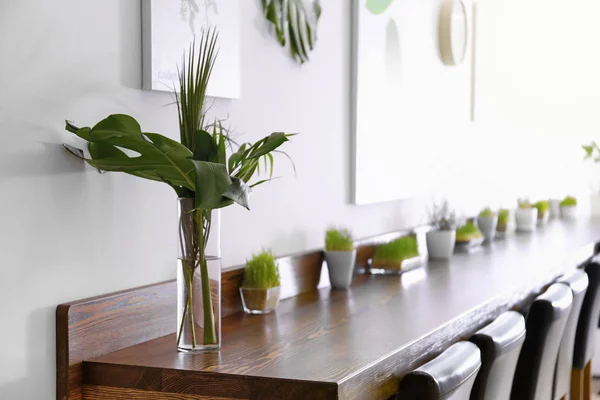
xmin=554 ymin=270 xmax=588 ymax=400
xmin=470 ymin=311 xmax=526 ymax=400
xmin=573 ymin=259 xmax=600 ymax=369
xmin=510 ymin=283 xmax=573 ymax=400
xmin=397 ymin=342 xmax=481 ymax=400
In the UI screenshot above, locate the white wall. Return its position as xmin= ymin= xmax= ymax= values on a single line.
xmin=0 ymin=0 xmax=599 ymax=398
xmin=0 ymin=1 xmax=421 ymax=398
xmin=354 ymin=0 xmax=600 ymax=210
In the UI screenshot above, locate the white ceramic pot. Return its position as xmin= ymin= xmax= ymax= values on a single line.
xmin=549 ymin=199 xmax=560 ymax=219
xmin=477 ymin=216 xmax=497 ymax=242
xmin=515 ymin=208 xmax=538 ymax=232
xmin=426 ymin=230 xmax=456 ymax=260
xmin=537 ymin=211 xmax=549 ymax=226
xmin=560 ymin=205 xmax=577 ymax=220
xmin=324 ymin=250 xmax=357 ymax=289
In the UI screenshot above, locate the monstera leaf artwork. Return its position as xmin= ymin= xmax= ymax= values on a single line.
xmin=261 ymin=0 xmax=322 ymax=64
xmin=366 ymin=0 xmax=395 ymax=15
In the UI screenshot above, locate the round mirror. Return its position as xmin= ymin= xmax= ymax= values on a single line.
xmin=440 ymin=0 xmax=468 ymax=66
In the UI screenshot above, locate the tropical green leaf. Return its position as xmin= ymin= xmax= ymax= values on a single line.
xmin=250 ymin=132 xmax=291 ymax=159
xmin=216 ymin=129 xmax=226 ymax=165
xmin=222 ymin=177 xmax=252 ymax=210
xmin=228 ymin=143 xmax=248 ymax=173
xmin=250 ymin=177 xmax=281 ymax=188
xmin=193 ymin=130 xmax=217 ymax=161
xmin=261 ymin=0 xmax=320 ymax=63
xmin=191 ymin=160 xmax=232 ymax=210
xmin=92 ymin=113 xmax=142 ymax=136
xmin=67 ymin=115 xmax=196 ymax=190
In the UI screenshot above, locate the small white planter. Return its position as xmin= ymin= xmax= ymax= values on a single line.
xmin=537 ymin=211 xmax=549 ymax=226
xmin=426 ymin=230 xmax=456 ymax=260
xmin=324 ymin=250 xmax=356 ymax=289
xmin=560 ymin=205 xmax=577 ymax=220
xmin=515 ymin=208 xmax=538 ymax=232
xmin=477 ymin=216 xmax=497 ymax=242
xmin=549 ymin=199 xmax=560 ymax=219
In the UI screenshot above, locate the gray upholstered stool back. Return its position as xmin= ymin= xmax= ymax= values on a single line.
xmin=469 ymin=311 xmax=526 ymax=400
xmin=573 ymin=259 xmax=600 ymax=369
xmin=554 ymin=270 xmax=588 ymax=400
xmin=510 ymin=283 xmax=573 ymax=400
xmin=396 ymin=342 xmax=481 ymax=400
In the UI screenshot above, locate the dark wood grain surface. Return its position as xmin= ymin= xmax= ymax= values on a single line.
xmin=81 ymin=220 xmax=600 ymax=400
xmin=58 ymin=231 xmax=407 ymax=400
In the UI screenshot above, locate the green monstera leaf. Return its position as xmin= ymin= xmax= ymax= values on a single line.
xmin=366 ymin=0 xmax=394 ymax=15
xmin=261 ymin=0 xmax=322 ymax=64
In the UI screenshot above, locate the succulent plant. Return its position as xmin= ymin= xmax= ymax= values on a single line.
xmin=428 ymin=199 xmax=457 ymax=231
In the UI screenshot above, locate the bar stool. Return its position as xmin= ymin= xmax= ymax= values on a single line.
xmin=396 ymin=342 xmax=481 ymax=400
xmin=469 ymin=311 xmax=526 ymax=400
xmin=572 ymin=258 xmax=600 ymax=400
xmin=510 ymin=283 xmax=573 ymax=400
xmin=555 ymin=270 xmax=589 ymax=400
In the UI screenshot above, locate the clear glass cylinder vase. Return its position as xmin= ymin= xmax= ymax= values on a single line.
xmin=176 ymin=198 xmax=221 ymax=352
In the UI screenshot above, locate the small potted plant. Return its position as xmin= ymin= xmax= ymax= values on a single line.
xmin=240 ymin=251 xmax=281 ymax=314
xmin=534 ymin=200 xmax=550 ymax=226
xmin=515 ymin=199 xmax=538 ymax=232
xmin=497 ymin=209 xmax=511 ymax=235
xmin=560 ymin=196 xmax=578 ymax=219
xmin=370 ymin=235 xmax=422 ymax=274
xmin=324 ymin=228 xmax=356 ymax=289
xmin=456 ymin=220 xmax=484 ymax=248
xmin=477 ymin=208 xmax=497 ymax=242
xmin=426 ymin=200 xmax=457 ymax=260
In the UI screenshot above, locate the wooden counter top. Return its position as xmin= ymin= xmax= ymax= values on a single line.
xmin=68 ymin=220 xmax=600 ymax=400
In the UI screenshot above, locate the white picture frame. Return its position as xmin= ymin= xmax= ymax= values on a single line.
xmin=141 ymin=0 xmax=241 ymax=99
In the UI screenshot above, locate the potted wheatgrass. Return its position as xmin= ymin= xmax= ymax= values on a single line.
xmin=497 ymin=209 xmax=510 ymax=235
xmin=455 ymin=220 xmax=484 ymax=248
xmin=534 ymin=200 xmax=550 ymax=226
xmin=515 ymin=199 xmax=538 ymax=232
xmin=240 ymin=251 xmax=281 ymax=314
xmin=324 ymin=228 xmax=356 ymax=289
xmin=560 ymin=196 xmax=578 ymax=219
xmin=370 ymin=235 xmax=422 ymax=274
xmin=477 ymin=208 xmax=497 ymax=242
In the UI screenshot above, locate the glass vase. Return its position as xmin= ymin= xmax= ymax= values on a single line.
xmin=240 ymin=287 xmax=281 ymax=315
xmin=176 ymin=198 xmax=221 ymax=352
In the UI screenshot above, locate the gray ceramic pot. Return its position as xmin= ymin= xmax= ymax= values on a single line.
xmin=426 ymin=230 xmax=456 ymax=260
xmin=325 ymin=250 xmax=357 ymax=289
xmin=477 ymin=216 xmax=497 ymax=242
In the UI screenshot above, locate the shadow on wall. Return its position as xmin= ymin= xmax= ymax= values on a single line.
xmin=0 ymin=306 xmax=56 ymax=399
xmin=119 ymin=0 xmax=141 ymax=90
xmin=0 ymin=143 xmax=85 ymax=182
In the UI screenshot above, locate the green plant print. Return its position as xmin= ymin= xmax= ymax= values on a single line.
xmin=366 ymin=0 xmax=394 ymax=15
